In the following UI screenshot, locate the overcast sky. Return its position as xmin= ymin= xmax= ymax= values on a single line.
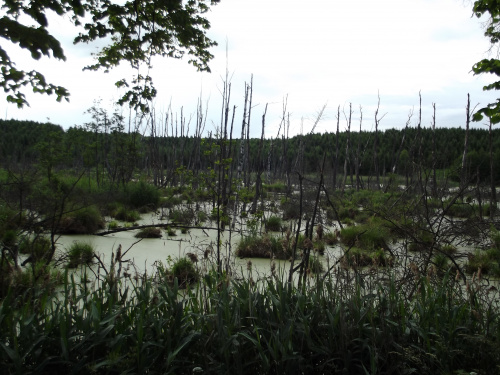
xmin=2 ymin=0 xmax=496 ymax=137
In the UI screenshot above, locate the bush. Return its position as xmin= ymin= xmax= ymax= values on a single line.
xmin=323 ymin=231 xmax=338 ymax=246
xmin=263 ymin=182 xmax=287 ymax=193
xmin=282 ymin=200 xmax=300 ymax=220
xmin=340 ymin=223 xmax=389 ymax=251
xmin=171 ymin=257 xmax=198 ymax=286
xmin=113 ymin=206 xmax=141 ymax=222
xmin=236 ymin=235 xmax=290 ymax=260
xmin=197 ymin=211 xmax=208 ymax=224
xmin=18 ymin=236 xmax=51 ymax=262
xmin=166 ymin=227 xmax=177 ymax=236
xmin=67 ymin=242 xmax=95 ymax=268
xmin=107 ymin=220 xmax=118 ymax=230
xmin=59 ymin=206 xmax=104 ymax=234
xmin=169 ymin=209 xmax=195 ymax=225
xmin=128 ymin=180 xmax=160 ymax=209
xmin=9 ymin=261 xmax=63 ymax=293
xmin=265 ymin=215 xmax=282 ymax=232
xmin=135 ymin=227 xmax=162 ymax=238
xmin=314 ymin=240 xmax=326 ymax=256
xmin=308 ymin=255 xmax=324 ymax=274
xmin=342 ymin=247 xmax=393 ymax=268
xmin=465 ymin=247 xmax=500 ymax=277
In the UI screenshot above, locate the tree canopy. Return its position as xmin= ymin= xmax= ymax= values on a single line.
xmin=0 ymin=0 xmax=220 ymax=111
xmin=472 ymin=1 xmax=500 ymax=122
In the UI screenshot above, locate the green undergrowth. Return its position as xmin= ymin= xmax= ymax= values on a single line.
xmin=0 ymin=271 xmax=499 ymax=374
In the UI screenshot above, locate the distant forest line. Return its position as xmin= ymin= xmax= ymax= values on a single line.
xmin=1 ymin=118 xmax=499 ymax=185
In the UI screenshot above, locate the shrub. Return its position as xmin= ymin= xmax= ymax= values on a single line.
xmin=465 ymin=247 xmax=500 ymax=276
xmin=161 ymin=195 xmax=183 ymax=209
xmin=265 ymin=215 xmax=282 ymax=232
xmin=432 ymin=253 xmax=453 ymax=275
xmin=308 ymin=255 xmax=324 ymax=274
xmin=18 ymin=236 xmax=51 ymax=261
xmin=236 ymin=235 xmax=290 ymax=260
xmin=128 ymin=180 xmax=160 ymax=209
xmin=169 ymin=208 xmax=195 ymax=225
xmin=59 ymin=206 xmax=104 ymax=234
xmin=67 ymin=242 xmax=95 ymax=268
xmin=323 ymin=231 xmax=338 ymax=246
xmin=166 ymin=227 xmax=177 ymax=236
xmin=340 ymin=223 xmax=389 ymax=251
xmin=338 ymin=206 xmax=359 ymax=222
xmin=282 ymin=200 xmax=300 ymax=220
xmin=1 ymin=229 xmax=17 ymax=248
xmin=197 ymin=210 xmax=208 ymax=224
xmin=113 ymin=206 xmax=141 ymax=222
xmin=107 ymin=221 xmax=118 ymax=230
xmin=342 ymin=247 xmax=393 ymax=268
xmin=171 ymin=257 xmax=198 ymax=286
xmin=210 ymin=208 xmax=229 ymax=227
xmin=314 ymin=240 xmax=326 ymax=256
xmin=263 ymin=182 xmax=286 ymax=193
xmin=135 ymin=227 xmax=162 ymax=238
xmin=10 ymin=261 xmax=63 ymax=293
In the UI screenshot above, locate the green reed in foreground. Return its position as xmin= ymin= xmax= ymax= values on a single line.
xmin=0 ymin=267 xmax=499 ymax=375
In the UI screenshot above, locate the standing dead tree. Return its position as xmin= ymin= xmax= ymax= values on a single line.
xmin=461 ymin=93 xmax=471 ymax=190
xmin=431 ymin=103 xmax=438 ymax=197
xmin=342 ymin=103 xmax=353 ymax=193
xmin=488 ymin=118 xmax=497 ymax=217
xmin=332 ymin=105 xmax=340 ymax=190
xmin=373 ymin=94 xmax=386 ymax=190
xmin=250 ymin=104 xmax=268 ymax=214
xmin=354 ymin=106 xmax=363 ymax=191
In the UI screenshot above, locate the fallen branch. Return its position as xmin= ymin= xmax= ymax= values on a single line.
xmin=96 ymin=223 xmax=219 ymax=236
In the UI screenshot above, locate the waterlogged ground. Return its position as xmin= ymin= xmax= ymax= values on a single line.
xmin=56 ymin=211 xmax=344 ymax=278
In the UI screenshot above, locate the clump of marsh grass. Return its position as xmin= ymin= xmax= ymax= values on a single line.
xmin=59 ymin=205 xmax=104 ymax=234
xmin=264 ymin=215 xmax=282 ymax=232
xmin=67 ymin=241 xmax=95 ymax=268
xmin=135 ymin=227 xmax=162 ymax=238
xmin=236 ymin=235 xmax=291 ymax=260
xmin=339 ymin=221 xmax=390 ymax=251
xmin=113 ymin=206 xmax=141 ymax=222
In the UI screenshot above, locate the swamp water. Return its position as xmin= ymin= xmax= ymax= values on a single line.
xmin=56 ymin=211 xmax=344 ymax=279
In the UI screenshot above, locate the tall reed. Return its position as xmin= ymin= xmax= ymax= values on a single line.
xmin=0 ymin=267 xmax=499 ymax=374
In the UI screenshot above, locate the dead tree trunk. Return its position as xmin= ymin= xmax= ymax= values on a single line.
xmin=461 ymin=94 xmax=471 ymax=190
xmin=355 ymin=106 xmax=363 ymax=191
xmin=332 ymin=105 xmax=340 ymax=190
xmin=245 ymin=75 xmax=253 ymax=188
xmin=489 ymin=118 xmax=497 ymax=217
xmin=250 ymin=104 xmax=268 ymax=214
xmin=373 ymin=96 xmax=382 ymax=190
xmin=431 ymin=103 xmax=438 ymax=197
xmin=342 ymin=103 xmax=352 ymax=193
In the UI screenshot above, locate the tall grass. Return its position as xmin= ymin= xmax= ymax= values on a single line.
xmin=0 ymin=268 xmax=499 ymax=374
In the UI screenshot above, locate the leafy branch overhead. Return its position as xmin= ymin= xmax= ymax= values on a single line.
xmin=0 ymin=0 xmax=220 ymax=110
xmin=472 ymin=1 xmax=500 ymax=123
